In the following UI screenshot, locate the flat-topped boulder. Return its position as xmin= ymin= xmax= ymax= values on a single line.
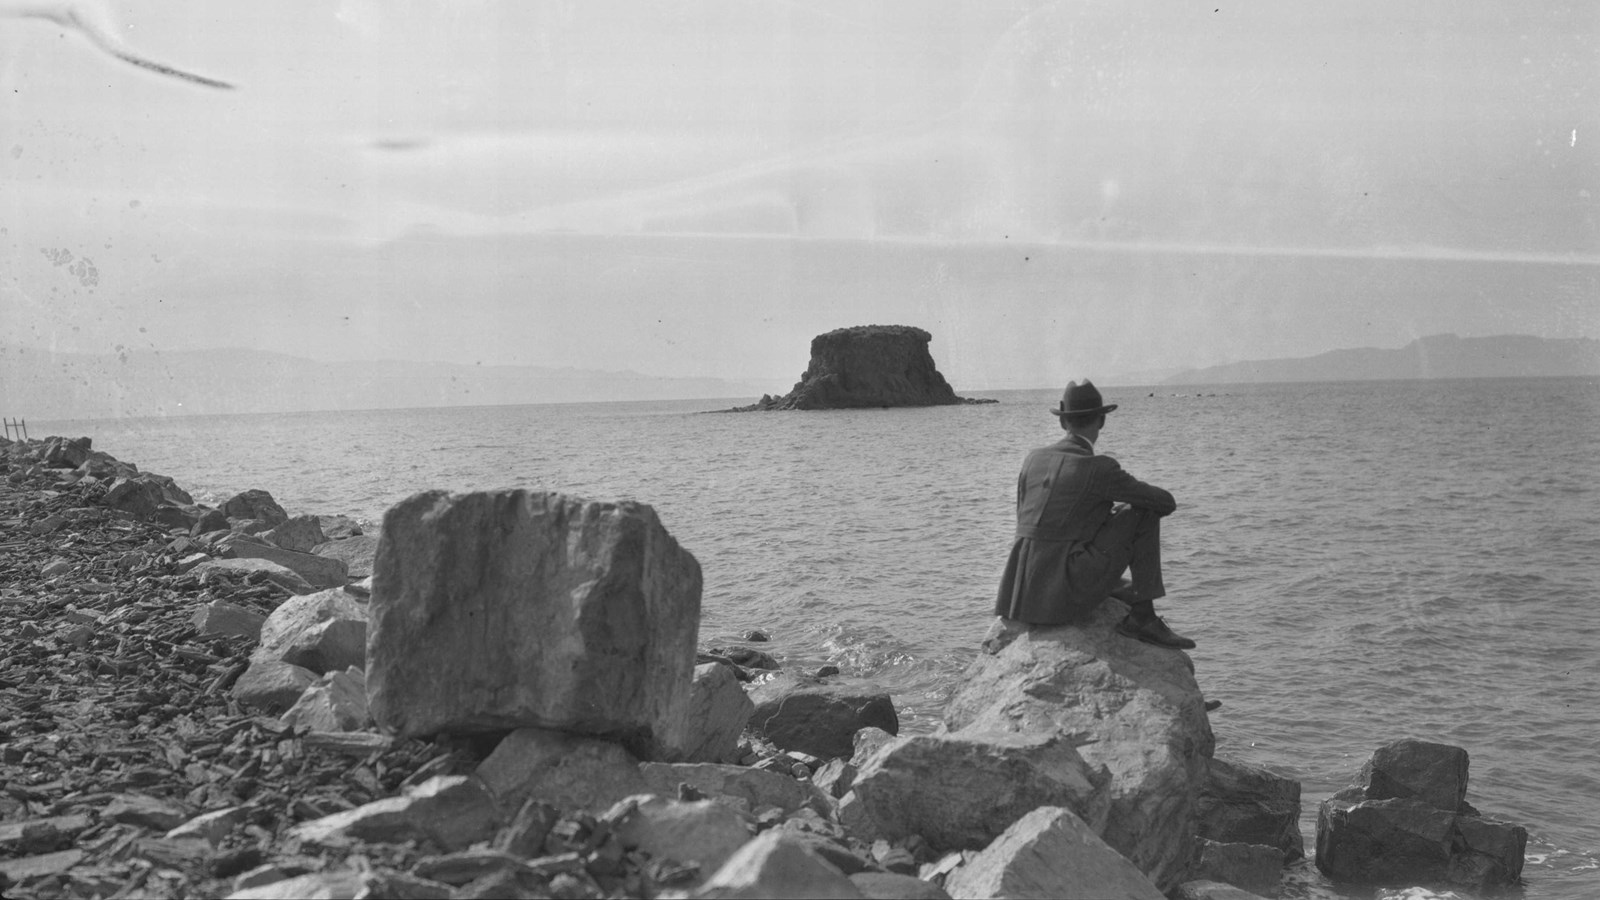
xmin=728 ymin=325 xmax=994 ymax=410
xmin=942 ymin=606 xmax=1215 ymax=893
xmin=366 ymin=489 xmax=702 ymax=758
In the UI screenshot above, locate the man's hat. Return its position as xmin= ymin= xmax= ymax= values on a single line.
xmin=1051 ymin=379 xmax=1118 ymax=417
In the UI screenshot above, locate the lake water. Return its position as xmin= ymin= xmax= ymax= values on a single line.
xmin=38 ymin=377 xmax=1600 ymax=899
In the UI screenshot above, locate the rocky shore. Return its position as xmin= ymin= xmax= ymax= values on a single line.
xmin=1 ymin=435 xmax=1527 ymax=899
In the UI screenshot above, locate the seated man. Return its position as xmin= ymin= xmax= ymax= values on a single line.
xmin=994 ymin=379 xmax=1194 ymax=649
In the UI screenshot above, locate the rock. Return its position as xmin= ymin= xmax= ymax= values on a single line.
xmin=852 ymin=727 xmax=899 ymax=764
xmin=218 ymin=532 xmax=349 ymax=590
xmin=367 ymin=490 xmax=701 ymax=757
xmin=290 ymin=775 xmax=500 ymax=852
xmin=232 ymin=659 xmax=319 ymax=713
xmin=943 ymin=806 xmax=1165 ymax=900
xmin=677 ymin=663 xmax=755 ymax=763
xmin=726 ymin=325 xmax=994 ymax=410
xmin=261 ymin=514 xmax=327 ymax=553
xmin=813 ymin=758 xmax=857 ymax=799
xmin=39 ymin=557 xmax=71 ymax=578
xmin=316 ymin=514 xmax=364 ymax=539
xmin=1196 ymin=757 xmax=1303 ymax=861
xmin=1315 ymin=740 xmax=1526 ymax=889
xmin=220 ymin=489 xmax=289 ymax=527
xmin=837 ymin=730 xmax=1107 ymax=853
xmin=476 ymin=727 xmax=649 ymax=814
xmin=192 ymin=507 xmax=230 ymax=535
xmin=255 ymin=588 xmax=368 ymax=674
xmin=1188 ymin=839 xmax=1282 ymax=898
xmin=0 ymin=849 xmax=85 ymax=885
xmin=1316 ymin=795 xmax=1455 ymax=884
xmin=696 ymin=830 xmax=864 ymax=899
xmin=226 ymin=867 xmax=365 ymax=899
xmin=1359 ymin=739 xmax=1470 ymax=813
xmin=849 ymin=872 xmax=951 ymax=899
xmin=150 ymin=503 xmax=202 ymax=530
xmin=191 ymin=599 xmax=268 ymax=641
xmin=103 ymin=475 xmax=167 ymax=518
xmin=40 ymin=435 xmax=92 ymax=468
xmin=166 ymin=807 xmax=247 ymax=846
xmin=192 ymin=558 xmax=316 ymax=595
xmin=1175 ymin=881 xmax=1273 ymax=900
xmin=102 ymin=793 xmax=192 ymax=831
xmin=311 ymin=533 xmax=381 ymax=579
xmin=608 ymin=795 xmax=753 ymax=881
xmin=748 ymin=673 xmax=899 ymax=760
xmin=280 ymin=667 xmax=370 ymax=732
xmin=943 ymin=605 xmax=1214 ymax=892
xmin=640 ymin=762 xmax=832 ymax=818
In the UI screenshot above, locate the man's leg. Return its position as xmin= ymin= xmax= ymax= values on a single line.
xmin=1091 ymin=507 xmax=1193 ymax=650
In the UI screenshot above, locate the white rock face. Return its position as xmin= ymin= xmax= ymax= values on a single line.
xmin=366 ymin=490 xmax=701 ymax=757
xmin=943 ymin=806 xmax=1165 ymax=900
xmin=942 ymin=606 xmax=1214 ymax=893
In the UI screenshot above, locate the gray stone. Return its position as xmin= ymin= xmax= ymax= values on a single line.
xmin=102 ymin=793 xmax=191 ymax=831
xmin=677 ymin=662 xmax=755 ymax=763
xmin=608 ymin=795 xmax=753 ymax=880
xmin=219 ymin=533 xmax=349 ymax=590
xmin=261 ymin=514 xmax=327 ymax=553
xmin=943 ymin=605 xmax=1214 ymax=892
xmin=1175 ymin=882 xmax=1273 ymax=900
xmin=943 ymin=806 xmax=1164 ymax=900
xmin=1360 ymin=739 xmax=1470 ymax=812
xmin=192 ymin=558 xmax=316 ymax=595
xmin=850 ymin=872 xmax=951 ymax=899
xmin=311 ymin=533 xmax=380 ymax=579
xmin=316 ymin=514 xmax=364 ymax=540
xmin=191 ymin=600 xmax=267 ymax=641
xmin=280 ymin=667 xmax=370 ymax=732
xmin=232 ymin=658 xmax=319 ymax=714
xmin=166 ymin=807 xmax=247 ymax=845
xmin=1315 ymin=795 xmax=1454 ymax=884
xmin=748 ymin=673 xmax=899 ymax=760
xmin=640 ymin=762 xmax=832 ymax=817
xmin=1197 ymin=757 xmax=1303 ymax=861
xmin=1448 ymin=814 xmax=1528 ymax=887
xmin=476 ymin=727 xmax=649 ymax=814
xmin=256 ymin=588 xmax=368 ymax=675
xmin=837 ymin=730 xmax=1106 ymax=853
xmin=290 ymin=775 xmax=499 ymax=852
xmin=367 ymin=490 xmax=701 ymax=757
xmin=226 ymin=867 xmax=365 ymax=899
xmin=696 ymin=830 xmax=863 ymax=899
xmin=1189 ymin=839 xmax=1282 ymax=897
xmin=103 ymin=475 xmax=167 ymax=518
xmin=221 ymin=489 xmax=289 ymax=527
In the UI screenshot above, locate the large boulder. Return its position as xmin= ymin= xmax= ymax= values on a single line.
xmin=476 ymin=727 xmax=649 ymax=815
xmin=675 ymin=663 xmax=755 ymax=763
xmin=261 ymin=514 xmax=327 ymax=553
xmin=747 ymin=673 xmax=899 ymax=760
xmin=837 ymin=730 xmax=1107 ymax=853
xmin=1187 ymin=839 xmax=1282 ymax=898
xmin=1196 ymin=757 xmax=1303 ymax=861
xmin=943 ymin=806 xmax=1165 ymax=900
xmin=607 ymin=795 xmax=753 ymax=882
xmin=312 ymin=533 xmax=381 ymax=580
xmin=728 ymin=325 xmax=995 ymax=410
xmin=942 ymin=609 xmax=1214 ymax=893
xmin=217 ymin=532 xmax=349 ymax=590
xmin=191 ymin=558 xmax=316 ymax=595
xmin=366 ymin=490 xmax=702 ymax=757
xmin=255 ymin=588 xmax=368 ymax=675
xmin=220 ymin=489 xmax=288 ymax=527
xmin=696 ymin=830 xmax=863 ymax=899
xmin=1315 ymin=740 xmax=1526 ymax=889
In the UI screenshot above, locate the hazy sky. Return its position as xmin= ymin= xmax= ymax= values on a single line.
xmin=3 ymin=0 xmax=1595 ymax=388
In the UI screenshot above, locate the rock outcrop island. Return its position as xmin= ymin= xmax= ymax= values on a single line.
xmin=728 ymin=325 xmax=995 ymax=410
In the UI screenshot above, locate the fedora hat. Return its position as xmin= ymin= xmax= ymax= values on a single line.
xmin=1050 ymin=379 xmax=1118 ymax=417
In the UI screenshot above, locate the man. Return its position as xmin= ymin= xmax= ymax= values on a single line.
xmin=994 ymin=379 xmax=1195 ymax=650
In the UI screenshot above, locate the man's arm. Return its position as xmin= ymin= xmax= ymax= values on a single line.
xmin=1098 ymin=458 xmax=1176 ymax=516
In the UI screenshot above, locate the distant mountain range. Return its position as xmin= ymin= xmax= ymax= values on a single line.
xmin=0 ymin=346 xmax=778 ymax=420
xmin=1163 ymin=334 xmax=1600 ymax=385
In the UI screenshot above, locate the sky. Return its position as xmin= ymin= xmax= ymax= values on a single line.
xmin=2 ymin=0 xmax=1596 ymax=391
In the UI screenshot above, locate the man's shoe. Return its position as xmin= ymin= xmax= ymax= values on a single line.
xmin=1116 ymin=614 xmax=1196 ymax=650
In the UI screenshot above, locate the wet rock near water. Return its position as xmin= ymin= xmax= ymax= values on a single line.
xmin=1316 ymin=738 xmax=1527 ymax=890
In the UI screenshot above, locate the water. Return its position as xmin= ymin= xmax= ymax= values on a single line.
xmin=36 ymin=377 xmax=1600 ymax=899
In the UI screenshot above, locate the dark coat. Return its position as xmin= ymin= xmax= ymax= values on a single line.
xmin=994 ymin=434 xmax=1175 ymax=624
